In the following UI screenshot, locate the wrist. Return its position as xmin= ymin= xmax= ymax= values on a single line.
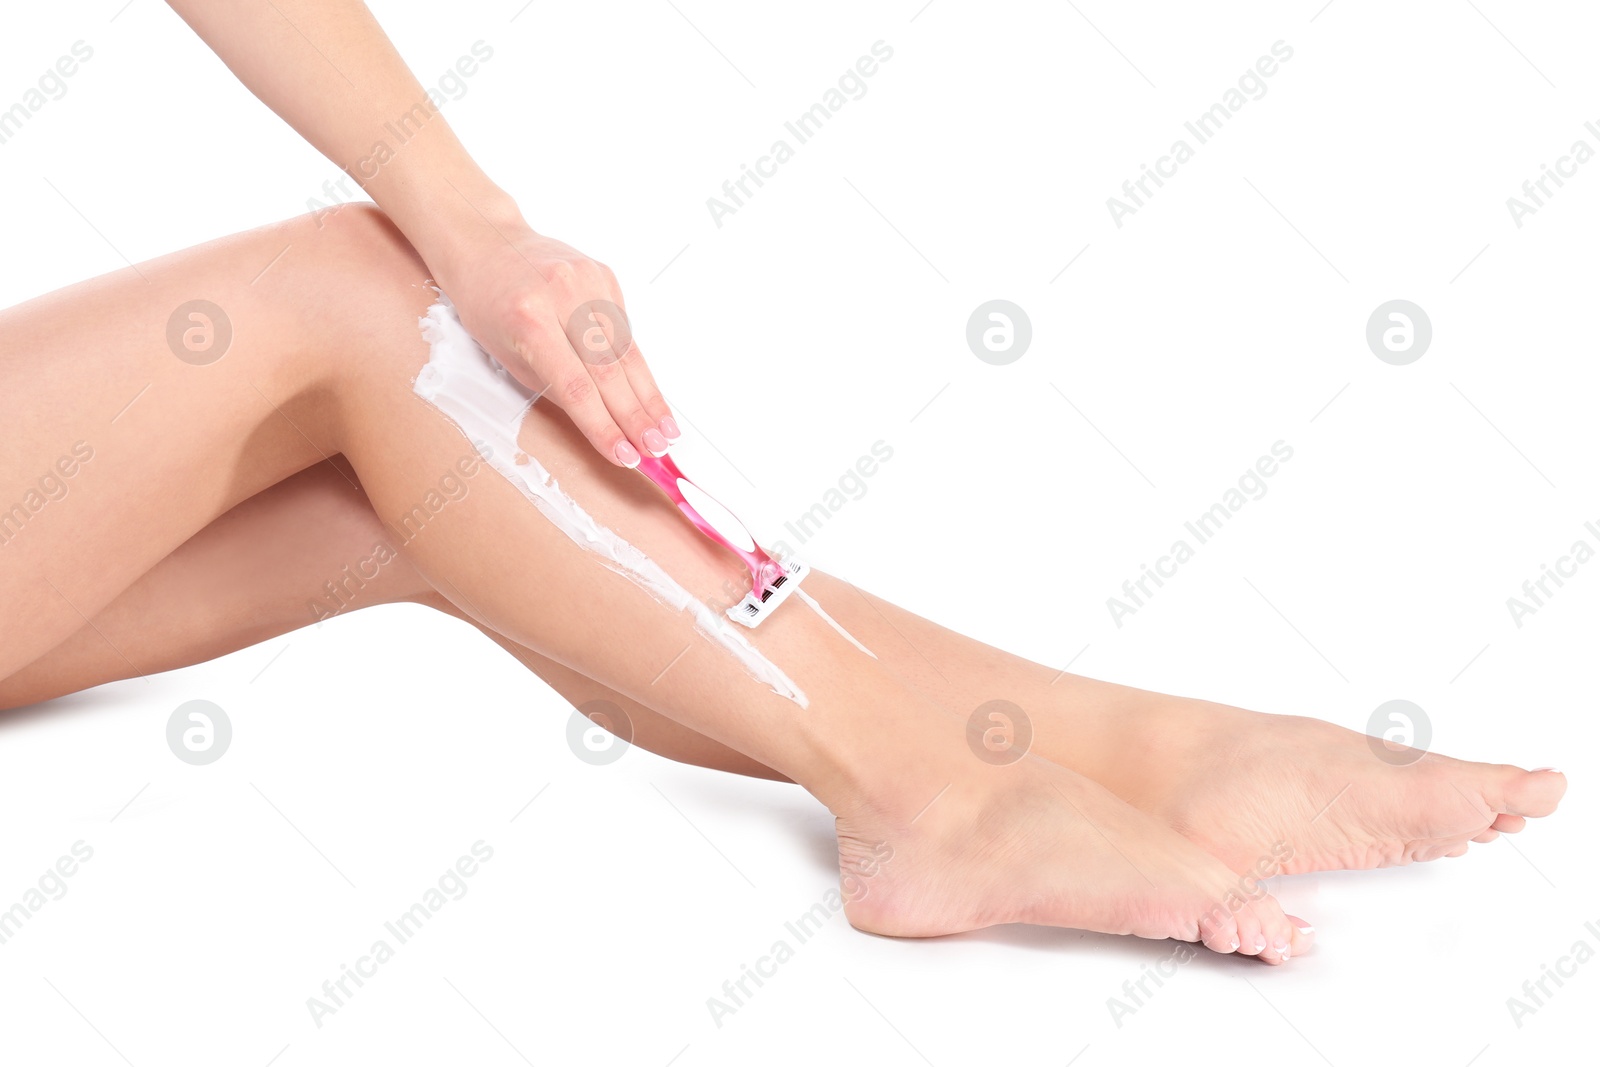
xmin=378 ymin=169 xmax=524 ymax=288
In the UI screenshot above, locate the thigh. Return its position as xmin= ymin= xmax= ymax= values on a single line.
xmin=0 ymin=205 xmax=426 ymax=678
xmin=0 ymin=456 xmax=424 ymax=706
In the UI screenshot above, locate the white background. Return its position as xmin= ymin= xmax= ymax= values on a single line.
xmin=2 ymin=1 xmax=1596 ymax=1064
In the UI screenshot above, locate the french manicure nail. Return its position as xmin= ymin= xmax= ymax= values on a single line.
xmin=642 ymin=428 xmax=669 ymax=456
xmin=659 ymin=415 xmax=681 ymax=440
xmin=1287 ymin=915 xmax=1315 ymax=936
xmin=614 ymin=440 xmax=641 ymax=467
xmin=1228 ymin=938 xmax=1240 ymax=952
xmin=1534 ymin=766 xmax=1562 ymax=774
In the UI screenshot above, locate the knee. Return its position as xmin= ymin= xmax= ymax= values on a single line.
xmin=273 ymin=202 xmax=438 ymax=397
xmin=303 ymin=201 xmax=428 ymax=286
xmin=308 ymin=199 xmax=397 ymax=242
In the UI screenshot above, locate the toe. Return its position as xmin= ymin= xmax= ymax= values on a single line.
xmin=1196 ymin=905 xmax=1242 ymax=956
xmin=1490 ymin=767 xmax=1566 ymax=818
xmin=1422 ymin=836 xmax=1475 ymax=861
xmin=1228 ymin=907 xmax=1268 ymax=961
xmin=1472 ymin=828 xmax=1500 ymax=844
xmin=1491 ymin=813 xmax=1526 ymax=834
xmin=1258 ymin=912 xmax=1295 ymax=964
xmin=1285 ymin=914 xmax=1316 ymax=957
xmin=1241 ymin=898 xmax=1295 ymax=965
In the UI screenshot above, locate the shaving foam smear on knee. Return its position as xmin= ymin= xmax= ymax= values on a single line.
xmin=413 ymin=294 xmax=807 ymax=707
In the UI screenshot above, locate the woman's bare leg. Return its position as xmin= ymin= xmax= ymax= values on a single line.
xmin=758 ymin=584 xmax=1568 ymax=872
xmin=1 ymin=204 xmax=1328 ymax=960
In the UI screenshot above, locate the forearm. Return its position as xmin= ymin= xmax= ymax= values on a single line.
xmin=165 ymin=0 xmax=514 ymax=279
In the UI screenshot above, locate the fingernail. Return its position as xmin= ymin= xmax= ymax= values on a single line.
xmin=614 ymin=440 xmax=641 ymax=467
xmin=642 ymin=428 xmax=669 ymax=456
xmin=659 ymin=415 xmax=681 ymax=441
xmin=1534 ymin=766 xmax=1562 ymax=774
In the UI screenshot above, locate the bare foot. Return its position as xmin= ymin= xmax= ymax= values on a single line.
xmin=1036 ymin=682 xmax=1567 ymax=875
xmin=834 ymin=754 xmax=1316 ymax=964
xmin=1151 ymin=705 xmax=1565 ymax=873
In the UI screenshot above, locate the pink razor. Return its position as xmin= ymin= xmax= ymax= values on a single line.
xmin=635 ymin=453 xmax=807 ymax=627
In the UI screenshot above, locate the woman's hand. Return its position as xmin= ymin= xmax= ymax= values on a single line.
xmin=162 ymin=0 xmax=677 ymax=467
xmin=437 ymin=215 xmax=678 ymax=468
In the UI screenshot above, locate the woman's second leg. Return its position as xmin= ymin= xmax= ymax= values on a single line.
xmin=0 ymin=204 xmax=1312 ymax=960
xmin=0 ymin=455 xmax=784 ymax=782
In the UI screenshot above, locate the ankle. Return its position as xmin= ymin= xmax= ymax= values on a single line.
xmin=786 ymin=691 xmax=977 ymax=825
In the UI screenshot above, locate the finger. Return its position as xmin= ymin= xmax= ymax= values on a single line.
xmin=563 ymin=297 xmax=666 ymax=457
xmin=516 ymin=315 xmax=640 ymax=467
xmin=617 ymin=336 xmax=677 ymax=443
xmin=578 ymin=271 xmax=676 ymax=444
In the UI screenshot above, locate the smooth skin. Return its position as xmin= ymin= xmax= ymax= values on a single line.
xmin=0 ymin=207 xmax=1565 ymax=963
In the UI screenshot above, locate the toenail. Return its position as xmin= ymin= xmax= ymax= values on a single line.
xmin=1534 ymin=766 xmax=1562 ymax=774
xmin=1253 ymin=937 xmax=1266 ymax=952
xmin=1228 ymin=938 xmax=1240 ymax=951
